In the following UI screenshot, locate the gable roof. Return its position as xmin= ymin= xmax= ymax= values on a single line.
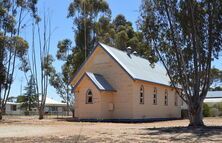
xmin=70 ymin=42 xmax=171 ymax=87
xmin=74 ymin=72 xmax=116 ymax=92
xmin=99 ymin=43 xmax=171 ymax=86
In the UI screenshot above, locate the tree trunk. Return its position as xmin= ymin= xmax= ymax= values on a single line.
xmin=67 ymin=103 xmax=69 ymax=116
xmin=0 ymin=110 xmax=2 ymax=120
xmin=188 ymin=102 xmax=205 ymax=127
xmin=72 ymin=109 xmax=75 ymax=118
xmin=39 ymin=109 xmax=44 ymax=120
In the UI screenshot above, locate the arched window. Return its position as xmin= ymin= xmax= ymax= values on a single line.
xmin=139 ymin=85 xmax=144 ymax=104
xmin=164 ymin=89 xmax=168 ymax=106
xmin=153 ymin=87 xmax=157 ymax=105
xmin=86 ymin=89 xmax=93 ymax=104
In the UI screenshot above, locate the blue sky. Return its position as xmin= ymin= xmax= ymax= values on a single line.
xmin=11 ymin=0 xmax=222 ymax=101
xmin=11 ymin=0 xmax=142 ymax=101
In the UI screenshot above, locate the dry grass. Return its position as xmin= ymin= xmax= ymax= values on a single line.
xmin=0 ymin=116 xmax=222 ymax=143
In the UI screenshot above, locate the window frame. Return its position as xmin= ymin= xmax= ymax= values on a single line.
xmin=86 ymin=89 xmax=93 ymax=104
xmin=153 ymin=87 xmax=157 ymax=105
xmin=11 ymin=105 xmax=17 ymax=111
xmin=139 ymin=85 xmax=144 ymax=104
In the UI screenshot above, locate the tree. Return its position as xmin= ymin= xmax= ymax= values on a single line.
xmin=53 ymin=1 xmax=155 ymax=119
xmin=20 ymin=10 xmax=54 ymax=119
xmin=0 ymin=0 xmax=38 ymax=120
xmin=49 ymin=0 xmax=111 ymax=118
xmin=50 ymin=39 xmax=74 ymax=116
xmin=139 ymin=0 xmax=222 ymax=127
xmin=67 ymin=0 xmax=111 ymax=75
xmin=17 ymin=75 xmax=38 ymax=114
xmin=101 ymin=14 xmax=153 ymax=59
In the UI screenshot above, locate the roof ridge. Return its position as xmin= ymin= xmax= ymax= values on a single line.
xmin=99 ymin=42 xmax=149 ymax=62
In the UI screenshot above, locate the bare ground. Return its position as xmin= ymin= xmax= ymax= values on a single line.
xmin=0 ymin=116 xmax=222 ymax=143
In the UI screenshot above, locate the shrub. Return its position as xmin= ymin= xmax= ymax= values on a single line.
xmin=203 ymin=103 xmax=210 ymax=117
xmin=215 ymin=102 xmax=222 ymax=112
xmin=210 ymin=108 xmax=219 ymax=117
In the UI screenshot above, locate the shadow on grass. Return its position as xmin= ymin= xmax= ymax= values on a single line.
xmin=140 ymin=126 xmax=222 ymax=142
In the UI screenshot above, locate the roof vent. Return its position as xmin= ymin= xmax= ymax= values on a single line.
xmin=126 ymin=47 xmax=132 ymax=56
xmin=132 ymin=51 xmax=138 ymax=56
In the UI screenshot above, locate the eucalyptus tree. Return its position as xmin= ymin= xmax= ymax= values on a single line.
xmin=49 ymin=39 xmax=74 ymax=116
xmin=139 ymin=0 xmax=222 ymax=127
xmin=49 ymin=1 xmax=111 ymax=117
xmin=67 ymin=0 xmax=111 ymax=74
xmin=0 ymin=0 xmax=38 ymax=120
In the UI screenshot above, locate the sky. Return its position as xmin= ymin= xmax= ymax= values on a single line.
xmin=11 ymin=0 xmax=142 ymax=101
xmin=11 ymin=0 xmax=222 ymax=101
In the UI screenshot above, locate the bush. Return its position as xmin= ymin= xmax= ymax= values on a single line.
xmin=210 ymin=108 xmax=219 ymax=117
xmin=24 ymin=110 xmax=30 ymax=116
xmin=203 ymin=103 xmax=210 ymax=117
xmin=213 ymin=102 xmax=222 ymax=112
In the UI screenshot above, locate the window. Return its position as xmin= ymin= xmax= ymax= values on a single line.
xmin=153 ymin=88 xmax=157 ymax=105
xmin=175 ymin=91 xmax=178 ymax=106
xmin=164 ymin=89 xmax=168 ymax=106
xmin=86 ymin=89 xmax=93 ymax=104
xmin=11 ymin=105 xmax=16 ymax=111
xmin=139 ymin=85 xmax=144 ymax=104
xmin=49 ymin=106 xmax=58 ymax=112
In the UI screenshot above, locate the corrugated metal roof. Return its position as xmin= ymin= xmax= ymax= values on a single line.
xmin=39 ymin=97 xmax=66 ymax=106
xmin=86 ymin=72 xmax=116 ymax=91
xmin=99 ymin=43 xmax=171 ymax=86
xmin=204 ymin=98 xmax=222 ymax=103
xmin=206 ymin=91 xmax=222 ymax=98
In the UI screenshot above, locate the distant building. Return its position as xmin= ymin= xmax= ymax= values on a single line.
xmin=204 ymin=91 xmax=222 ymax=106
xmin=5 ymin=97 xmax=67 ymax=115
xmin=70 ymin=43 xmax=183 ymax=121
xmin=5 ymin=102 xmax=22 ymax=115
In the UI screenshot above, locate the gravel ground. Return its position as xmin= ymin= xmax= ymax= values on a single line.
xmin=0 ymin=116 xmax=222 ymax=143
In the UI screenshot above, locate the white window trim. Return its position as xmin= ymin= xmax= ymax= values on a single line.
xmin=139 ymin=85 xmax=144 ymax=104
xmin=153 ymin=87 xmax=157 ymax=105
xmin=86 ymin=89 xmax=93 ymax=104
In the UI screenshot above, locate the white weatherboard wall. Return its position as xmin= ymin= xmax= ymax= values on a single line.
xmin=73 ymin=44 xmax=182 ymax=120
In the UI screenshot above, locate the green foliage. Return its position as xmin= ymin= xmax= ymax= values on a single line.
xmin=210 ymin=108 xmax=219 ymax=117
xmin=63 ymin=1 xmax=154 ymax=82
xmin=213 ymin=102 xmax=222 ymax=112
xmin=203 ymin=103 xmax=210 ymax=117
xmin=56 ymin=39 xmax=72 ymax=60
xmin=139 ymin=0 xmax=222 ymax=126
xmin=0 ymin=0 xmax=38 ymax=114
xmin=17 ymin=75 xmax=38 ymax=111
xmin=43 ymin=54 xmax=55 ymax=77
xmin=210 ymin=68 xmax=222 ymax=86
xmin=210 ymin=86 xmax=222 ymax=91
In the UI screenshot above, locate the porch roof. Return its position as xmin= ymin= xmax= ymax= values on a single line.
xmin=73 ymin=72 xmax=116 ymax=92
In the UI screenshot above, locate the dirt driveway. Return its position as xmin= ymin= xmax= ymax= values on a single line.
xmin=0 ymin=116 xmax=222 ymax=143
